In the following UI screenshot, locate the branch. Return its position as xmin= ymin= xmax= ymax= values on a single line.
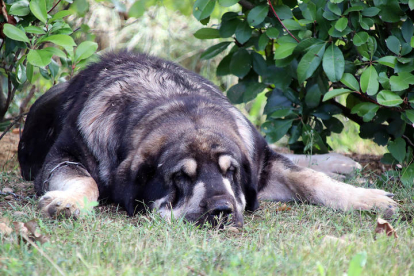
xmin=328 ymin=99 xmax=364 ymax=125
xmin=267 ymin=0 xmax=299 ymax=43
xmin=48 ymin=0 xmax=62 ymax=14
xmin=0 ymin=112 xmax=27 ymax=141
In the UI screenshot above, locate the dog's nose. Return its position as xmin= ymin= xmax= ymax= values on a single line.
xmin=208 ymin=198 xmax=233 ymax=218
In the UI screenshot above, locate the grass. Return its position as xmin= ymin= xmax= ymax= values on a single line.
xmin=1 ymin=168 xmax=413 ymax=275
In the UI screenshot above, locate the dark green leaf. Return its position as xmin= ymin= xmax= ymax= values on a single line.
xmin=273 ymin=5 xmax=293 ymax=19
xmin=402 ymin=19 xmax=413 ymax=43
xmin=322 ymin=88 xmax=352 ymax=102
xmin=351 ymin=102 xmax=380 ymax=122
xmin=256 ymin=33 xmax=269 ymax=51
xmin=274 ymin=43 xmax=297 ymax=60
xmin=243 ymin=82 xmax=267 ymax=102
xmin=227 ymin=82 xmax=246 ymax=104
xmin=51 ymin=10 xmax=73 ymax=21
xmin=216 ymin=53 xmax=233 ymax=76
xmin=379 ymin=3 xmax=404 ymax=23
xmin=2 ymin=24 xmax=30 ymax=43
xmin=252 ymin=52 xmax=267 ymax=76
xmin=377 ymin=56 xmax=397 ymax=68
xmin=9 ymin=0 xmax=30 ymax=16
xmin=270 ymin=108 xmax=296 ymax=119
xmin=29 ymin=0 xmax=47 ymax=23
xmin=266 ymin=27 xmax=280 ymax=39
xmin=194 ymin=28 xmax=220 ymax=39
xmin=390 ymin=72 xmax=414 ymax=91
xmin=362 ymin=7 xmax=380 ymax=17
xmin=335 ymin=17 xmax=348 ymax=32
xmin=219 ymin=19 xmax=239 ymax=38
xmin=247 ymin=5 xmax=268 ymax=27
xmin=327 ymin=2 xmax=341 ymax=15
xmin=75 ymin=41 xmax=98 ymax=62
xmin=353 ymin=32 xmax=369 ymax=46
xmin=26 ymin=63 xmax=33 ymax=83
xmin=200 ymin=42 xmax=231 ymax=60
xmin=386 ymin=36 xmax=401 ymax=55
xmin=41 ymin=35 xmax=76 ymax=51
xmin=27 ymin=49 xmax=53 ymax=67
xmin=305 ymin=84 xmax=321 ymax=108
xmin=264 ymin=88 xmax=292 ymax=114
xmin=193 ymin=0 xmax=215 ymax=21
xmin=323 ymin=117 xmax=344 ymax=133
xmin=376 ymin=90 xmax=403 ymax=107
xmin=340 ymin=73 xmax=359 ymax=91
xmin=360 ymin=65 xmax=379 ymax=96
xmin=263 ymin=119 xmax=294 ymax=143
xmin=405 ymin=110 xmax=414 ymax=123
xmin=24 ymin=26 xmax=46 ymax=34
xmin=388 ymin=138 xmax=406 ymax=163
xmin=281 ymin=19 xmax=305 ymax=31
xmin=322 ymin=44 xmax=344 ymax=82
xmin=218 ymin=0 xmax=239 ymax=7
xmin=297 ymin=43 xmax=326 ymax=84
xmin=235 ymin=21 xmax=252 ymax=44
xmin=323 ymin=10 xmax=339 ymax=21
xmin=379 ymin=72 xmax=391 ymax=90
xmin=230 ymin=48 xmax=251 ymax=78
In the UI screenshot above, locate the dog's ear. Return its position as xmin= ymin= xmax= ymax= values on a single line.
xmin=241 ymin=155 xmax=260 ymax=212
xmin=112 ymin=156 xmax=148 ymax=215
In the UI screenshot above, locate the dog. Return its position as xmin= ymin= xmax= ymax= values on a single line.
xmin=18 ymin=52 xmax=397 ymax=227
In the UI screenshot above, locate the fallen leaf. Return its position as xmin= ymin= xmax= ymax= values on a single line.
xmin=375 ymin=218 xmax=398 ymax=239
xmin=13 ymin=220 xmax=49 ymax=244
xmin=1 ymin=187 xmax=13 ymax=193
xmin=275 ymin=203 xmax=291 ymax=212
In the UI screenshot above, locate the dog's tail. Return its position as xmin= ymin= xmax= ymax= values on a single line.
xmin=18 ymin=83 xmax=68 ymax=180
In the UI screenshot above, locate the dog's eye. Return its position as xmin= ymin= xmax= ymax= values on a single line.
xmin=173 ymin=171 xmax=188 ymax=183
xmin=225 ymin=165 xmax=236 ymax=177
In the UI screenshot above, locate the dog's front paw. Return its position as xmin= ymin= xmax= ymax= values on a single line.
xmin=346 ymin=188 xmax=398 ymax=217
xmin=38 ymin=191 xmax=87 ymax=218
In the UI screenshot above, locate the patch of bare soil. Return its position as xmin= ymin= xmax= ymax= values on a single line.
xmin=0 ymin=131 xmax=20 ymax=171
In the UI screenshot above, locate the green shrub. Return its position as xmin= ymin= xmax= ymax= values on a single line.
xmin=193 ymin=0 xmax=414 ymax=184
xmin=0 ymin=0 xmax=97 ymax=124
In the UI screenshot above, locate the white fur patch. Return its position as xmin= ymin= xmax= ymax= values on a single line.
xmin=218 ymin=155 xmax=237 ymax=173
xmin=157 ymin=181 xmax=206 ymax=221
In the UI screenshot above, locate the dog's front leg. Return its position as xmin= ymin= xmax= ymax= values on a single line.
xmin=35 ymin=161 xmax=99 ymax=218
xmin=258 ymin=154 xmax=397 ymax=216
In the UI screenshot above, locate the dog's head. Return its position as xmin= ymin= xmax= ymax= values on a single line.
xmin=114 ymin=112 xmax=259 ymax=228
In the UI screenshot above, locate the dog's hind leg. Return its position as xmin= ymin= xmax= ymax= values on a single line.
xmin=258 ymin=150 xmax=397 ymax=217
xmin=35 ymin=160 xmax=99 ymax=219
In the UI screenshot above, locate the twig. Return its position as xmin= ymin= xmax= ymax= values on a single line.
xmin=48 ymin=0 xmax=62 ymax=14
xmin=403 ymin=135 xmax=414 ymax=148
xmin=20 ymin=85 xmax=36 ymax=114
xmin=267 ymin=0 xmax=300 ymax=43
xmin=0 ymin=112 xmax=27 ymax=141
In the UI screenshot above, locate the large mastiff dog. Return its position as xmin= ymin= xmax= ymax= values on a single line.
xmin=18 ymin=52 xmax=397 ymax=226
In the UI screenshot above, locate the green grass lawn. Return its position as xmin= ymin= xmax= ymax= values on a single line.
xmin=1 ymin=169 xmax=413 ymax=276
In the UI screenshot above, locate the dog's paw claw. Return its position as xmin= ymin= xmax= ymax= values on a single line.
xmin=38 ymin=191 xmax=88 ymax=219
